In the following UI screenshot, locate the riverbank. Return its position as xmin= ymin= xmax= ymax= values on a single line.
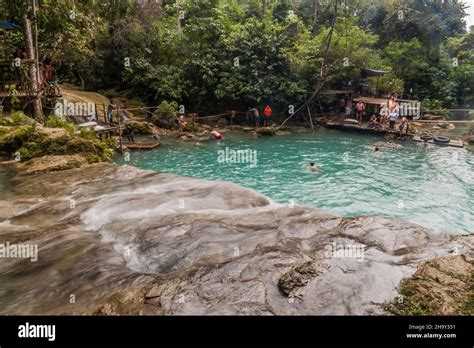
xmin=0 ymin=161 xmax=472 ymax=315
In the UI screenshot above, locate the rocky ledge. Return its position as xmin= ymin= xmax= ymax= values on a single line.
xmin=0 ymin=163 xmax=472 ymax=315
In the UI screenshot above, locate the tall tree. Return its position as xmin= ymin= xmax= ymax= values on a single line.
xmin=23 ymin=6 xmax=43 ymax=120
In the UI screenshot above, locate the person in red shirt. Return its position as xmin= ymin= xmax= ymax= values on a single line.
xmin=210 ymin=130 xmax=222 ymax=140
xmin=264 ymin=105 xmax=272 ymax=127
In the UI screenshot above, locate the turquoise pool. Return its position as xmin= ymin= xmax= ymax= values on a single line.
xmin=117 ymin=130 xmax=474 ymax=234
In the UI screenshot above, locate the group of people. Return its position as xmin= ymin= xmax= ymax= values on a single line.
xmin=369 ymin=111 xmax=410 ymax=138
xmin=339 ymin=98 xmax=366 ymax=125
xmin=340 ymin=96 xmax=411 ymax=138
xmin=246 ymin=105 xmax=273 ymax=128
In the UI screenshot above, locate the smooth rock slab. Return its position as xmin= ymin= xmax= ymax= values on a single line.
xmin=0 ymin=163 xmax=471 ymax=315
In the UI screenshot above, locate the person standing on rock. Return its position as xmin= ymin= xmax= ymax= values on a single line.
xmin=252 ymin=107 xmax=260 ymax=128
xmin=122 ymin=123 xmax=135 ymax=143
xmin=178 ymin=114 xmax=187 ymax=132
xmin=339 ymin=97 xmax=346 ymax=114
xmin=246 ymin=107 xmax=253 ymax=126
xmin=345 ymin=98 xmax=353 ymax=117
xmin=388 ymin=109 xmax=399 ymax=130
xmin=264 ymin=105 xmax=272 ymax=127
xmin=355 ymin=100 xmax=365 ymax=125
xmin=400 ymin=116 xmax=409 ymax=138
xmin=107 ymin=103 xmax=114 ymax=125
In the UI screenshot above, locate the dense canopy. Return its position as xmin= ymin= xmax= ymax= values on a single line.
xmin=1 ymin=0 xmax=473 ymax=116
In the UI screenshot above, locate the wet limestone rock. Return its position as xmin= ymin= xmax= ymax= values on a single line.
xmin=0 ymin=154 xmax=87 ymax=173
xmin=0 ymin=163 xmax=471 ymax=315
xmin=278 ymin=261 xmax=327 ymax=298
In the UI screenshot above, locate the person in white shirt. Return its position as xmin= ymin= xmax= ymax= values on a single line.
xmin=388 ymin=110 xmax=399 ymax=130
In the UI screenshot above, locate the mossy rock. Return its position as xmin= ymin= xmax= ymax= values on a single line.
xmin=44 ymin=115 xmax=76 ymax=133
xmin=256 ymin=127 xmax=276 ymax=136
xmin=0 ymin=125 xmax=116 ymax=162
xmin=385 ymin=256 xmax=473 ymax=316
xmin=0 ymin=126 xmax=12 ymax=137
xmin=20 ymin=155 xmax=88 ymax=173
xmin=127 ymin=121 xmax=157 ymax=135
xmin=0 ymin=126 xmax=48 ymax=159
xmin=150 ymin=101 xmax=178 ymax=129
xmin=0 ymin=112 xmax=36 ymax=127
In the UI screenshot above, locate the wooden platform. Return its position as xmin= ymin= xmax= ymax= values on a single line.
xmin=125 ymin=142 xmax=161 ymax=150
xmin=325 ymin=123 xmax=399 ymax=136
xmin=412 ymin=136 xmax=464 ymax=148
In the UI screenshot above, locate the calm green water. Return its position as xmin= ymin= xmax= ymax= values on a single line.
xmin=117 ymin=131 xmax=473 ymax=234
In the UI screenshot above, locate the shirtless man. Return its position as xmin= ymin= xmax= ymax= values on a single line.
xmin=303 ymin=162 xmax=320 ymax=173
xmin=355 ymin=101 xmax=365 ymax=125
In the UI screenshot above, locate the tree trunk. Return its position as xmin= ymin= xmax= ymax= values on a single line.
xmin=177 ymin=2 xmax=182 ymax=32
xmin=307 ymin=104 xmax=314 ymax=132
xmin=76 ymin=70 xmax=85 ymax=90
xmin=313 ymin=0 xmax=319 ymax=28
xmin=23 ymin=12 xmax=43 ymax=120
xmin=278 ymin=1 xmax=338 ymax=129
xmin=262 ymin=0 xmax=267 ymax=18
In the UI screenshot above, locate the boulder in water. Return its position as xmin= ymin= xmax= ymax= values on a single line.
xmin=256 ymin=127 xmax=276 ymax=136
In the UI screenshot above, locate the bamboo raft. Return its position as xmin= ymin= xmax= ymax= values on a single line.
xmin=125 ymin=143 xmax=161 ymax=150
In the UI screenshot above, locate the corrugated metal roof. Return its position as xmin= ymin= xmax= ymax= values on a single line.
xmin=352 ymin=97 xmax=389 ymax=105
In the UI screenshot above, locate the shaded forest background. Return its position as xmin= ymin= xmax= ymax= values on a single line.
xmin=1 ymin=0 xmax=473 ymax=115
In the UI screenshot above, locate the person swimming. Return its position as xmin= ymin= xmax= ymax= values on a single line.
xmin=372 ymin=147 xmax=380 ymax=156
xmin=210 ymin=130 xmax=222 ymax=140
xmin=305 ymin=162 xmax=320 ymax=173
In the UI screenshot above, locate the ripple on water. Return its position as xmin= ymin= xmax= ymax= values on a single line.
xmin=117 ymin=131 xmax=474 ymax=234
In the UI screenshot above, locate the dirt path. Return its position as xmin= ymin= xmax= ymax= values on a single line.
xmin=59 ymin=84 xmax=110 ymax=107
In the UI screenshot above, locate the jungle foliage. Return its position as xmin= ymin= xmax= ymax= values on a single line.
xmin=1 ymin=0 xmax=473 ymax=115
